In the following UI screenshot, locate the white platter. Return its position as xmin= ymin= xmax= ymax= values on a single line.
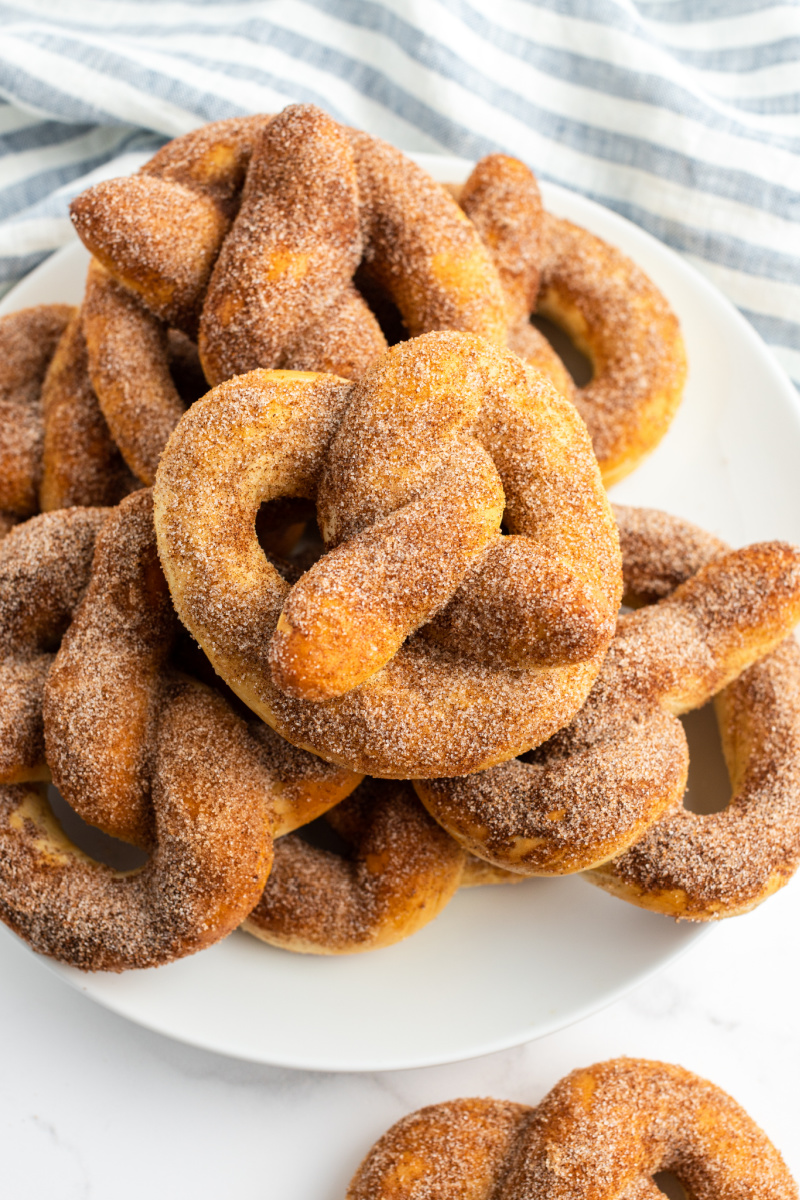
xmin=2 ymin=153 xmax=800 ymax=1073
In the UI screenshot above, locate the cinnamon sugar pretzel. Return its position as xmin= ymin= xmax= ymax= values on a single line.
xmin=416 ymin=517 xmax=800 ymax=874
xmin=458 ymin=154 xmax=687 ymax=485
xmin=587 ymin=507 xmax=800 ymax=919
xmin=347 ymin=1058 xmax=796 ymax=1199
xmin=154 ymin=331 xmax=621 ymax=777
xmin=0 ymin=492 xmax=360 ymax=970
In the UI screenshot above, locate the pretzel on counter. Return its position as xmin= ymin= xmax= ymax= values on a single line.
xmin=154 ymin=331 xmax=621 ymax=778
xmin=459 ymin=154 xmax=687 ymax=485
xmin=244 ymin=778 xmax=519 ymax=955
xmin=415 ymin=513 xmax=800 ymax=875
xmin=587 ymin=506 xmax=800 ymax=919
xmin=346 ymin=1058 xmax=797 ymax=1199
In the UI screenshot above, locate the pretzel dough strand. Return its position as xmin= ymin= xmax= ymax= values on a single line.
xmin=0 ymin=507 xmax=108 ymax=784
xmin=39 ymin=311 xmax=135 ymax=512
xmin=346 ymin=1058 xmax=797 ymax=1200
xmin=0 ymin=305 xmax=75 ymax=520
xmin=588 ymin=505 xmax=800 ymax=918
xmin=154 ymin=333 xmax=620 ymax=778
xmin=416 ymin=532 xmax=800 ymax=874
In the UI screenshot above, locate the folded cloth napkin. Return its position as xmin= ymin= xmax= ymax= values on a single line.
xmin=0 ymin=0 xmax=798 ymax=388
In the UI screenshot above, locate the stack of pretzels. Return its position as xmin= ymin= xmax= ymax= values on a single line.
xmin=2 ymin=102 xmax=800 ymax=976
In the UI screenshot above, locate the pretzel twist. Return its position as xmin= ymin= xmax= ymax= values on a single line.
xmin=0 ymin=492 xmax=361 ymax=970
xmin=587 ymin=506 xmax=800 ymax=918
xmin=458 ymin=154 xmax=687 ymax=485
xmin=415 ymin=514 xmax=800 ymax=874
xmin=71 ymin=106 xmax=510 ymax=482
xmin=346 ymin=1058 xmax=797 ymax=1199
xmin=154 ymin=331 xmax=621 ymax=778
xmin=244 ymin=778 xmax=519 ymax=955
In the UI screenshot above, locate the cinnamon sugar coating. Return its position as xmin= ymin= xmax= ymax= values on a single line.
xmin=0 ymin=494 xmax=361 ymax=971
xmin=416 ymin=518 xmax=800 ymax=874
xmin=348 ymin=1058 xmax=796 ymax=1199
xmin=0 ymin=507 xmax=107 ymax=784
xmin=457 ymin=156 xmax=687 ymax=485
xmin=153 ymin=332 xmax=620 ymax=777
xmin=71 ymin=116 xmax=269 ymax=333
xmin=39 ymin=311 xmax=136 ymax=511
xmin=82 ymin=260 xmax=189 ymax=485
xmin=0 ymin=305 xmax=75 ymax=519
xmin=347 ymin=1059 xmax=796 ymax=1198
xmin=588 ymin=506 xmax=800 ymax=918
xmin=245 ymin=778 xmax=519 ymax=955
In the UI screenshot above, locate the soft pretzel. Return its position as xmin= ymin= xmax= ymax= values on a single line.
xmin=346 ymin=1058 xmax=797 ymax=1199
xmin=43 ymin=489 xmax=360 ymax=850
xmin=0 ymin=506 xmax=108 ymax=783
xmin=415 ymin=524 xmax=800 ymax=873
xmin=81 ymin=261 xmax=210 ymax=485
xmin=154 ymin=331 xmax=621 ymax=777
xmin=39 ymin=310 xmax=135 ymax=511
xmin=0 ymin=493 xmax=361 ymax=971
xmin=587 ymin=506 xmax=800 ymax=918
xmin=458 ymin=154 xmax=687 ymax=485
xmin=70 ymin=106 xmax=510 ymax=477
xmin=244 ymin=778 xmax=519 ymax=955
xmin=0 ymin=305 xmax=75 ymax=520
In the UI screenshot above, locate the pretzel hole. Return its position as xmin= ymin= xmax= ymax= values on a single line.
xmin=680 ymin=701 xmax=730 ymax=815
xmin=47 ymin=784 xmax=148 ymax=871
xmin=654 ymin=1172 xmax=688 ymax=1199
xmin=354 ymin=265 xmax=410 ymax=346
xmin=530 ymin=313 xmax=592 ymax=386
xmin=256 ymin=497 xmax=319 ymax=561
xmin=296 ymin=814 xmax=350 ymax=856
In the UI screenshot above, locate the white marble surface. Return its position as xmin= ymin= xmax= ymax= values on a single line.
xmin=2 ymin=873 xmax=798 ymax=1198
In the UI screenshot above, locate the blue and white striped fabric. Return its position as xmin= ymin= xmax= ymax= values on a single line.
xmin=1 ymin=1 xmax=798 ymax=387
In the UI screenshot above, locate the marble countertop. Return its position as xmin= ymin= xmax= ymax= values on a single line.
xmin=2 ymin=871 xmax=798 ymax=1198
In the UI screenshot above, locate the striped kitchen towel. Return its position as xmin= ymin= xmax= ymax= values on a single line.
xmin=0 ymin=0 xmax=798 ymax=386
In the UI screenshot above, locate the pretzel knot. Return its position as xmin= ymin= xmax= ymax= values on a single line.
xmin=154 ymin=331 xmax=621 ymax=778
xmin=70 ymin=104 xmax=508 ymax=485
xmin=346 ymin=1058 xmax=797 ymax=1199
xmin=0 ymin=492 xmax=360 ymax=971
xmin=416 ymin=509 xmax=800 ymax=874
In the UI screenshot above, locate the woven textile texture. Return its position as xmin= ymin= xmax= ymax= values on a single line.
xmin=0 ymin=0 xmax=798 ymax=386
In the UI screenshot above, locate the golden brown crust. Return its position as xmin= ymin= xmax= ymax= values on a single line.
xmin=244 ymin=779 xmax=466 ymax=954
xmin=538 ymin=213 xmax=687 ymax=485
xmin=0 ymin=494 xmax=361 ymax=970
xmin=82 ymin=260 xmax=187 ymax=485
xmin=458 ymin=157 xmax=687 ymax=484
xmin=347 ymin=1059 xmax=797 ymax=1200
xmin=154 ymin=332 xmax=620 ymax=777
xmin=199 ymin=105 xmax=386 ymax=386
xmin=588 ymin=507 xmax=800 ymax=919
xmin=347 ymin=1098 xmax=533 ymax=1200
xmin=416 ymin=523 xmax=800 ymax=873
xmin=0 ymin=506 xmax=108 ymax=784
xmin=0 ymin=305 xmax=75 ymax=518
xmin=39 ymin=312 xmax=136 ymax=511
